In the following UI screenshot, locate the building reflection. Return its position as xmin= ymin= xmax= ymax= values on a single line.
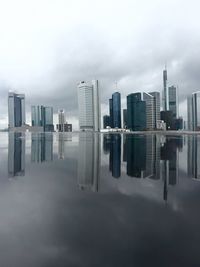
xmin=160 ymin=136 xmax=183 ymax=201
xmin=187 ymin=136 xmax=200 ymax=180
xmin=31 ymin=133 xmax=53 ymax=162
xmin=8 ymin=132 xmax=25 ymax=177
xmin=125 ymin=135 xmax=146 ymax=178
xmin=109 ymin=134 xmax=121 ymax=178
xmin=78 ymin=132 xmax=100 ymax=192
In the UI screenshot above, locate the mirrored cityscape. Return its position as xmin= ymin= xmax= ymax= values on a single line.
xmin=5 ymin=132 xmax=200 ymax=200
xmin=0 ymin=132 xmax=200 ymax=266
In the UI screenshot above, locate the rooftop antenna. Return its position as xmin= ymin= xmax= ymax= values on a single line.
xmin=115 ymin=81 xmax=118 ymax=91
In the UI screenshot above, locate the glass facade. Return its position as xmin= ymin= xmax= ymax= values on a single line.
xmin=112 ymin=92 xmax=121 ymax=128
xmin=168 ymin=86 xmax=177 ymax=118
xmin=31 ymin=105 xmax=54 ymax=131
xmin=127 ymin=93 xmax=146 ymax=131
xmin=8 ymin=92 xmax=25 ymax=128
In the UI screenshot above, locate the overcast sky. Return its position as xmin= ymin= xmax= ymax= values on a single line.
xmin=0 ymin=0 xmax=199 ymax=129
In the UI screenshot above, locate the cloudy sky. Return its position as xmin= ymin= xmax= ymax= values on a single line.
xmin=0 ymin=0 xmax=199 ymax=129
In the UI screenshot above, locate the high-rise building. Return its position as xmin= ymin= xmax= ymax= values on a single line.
xmin=8 ymin=132 xmax=25 ymax=177
xmin=187 ymin=96 xmax=193 ymax=130
xmin=8 ymin=92 xmax=25 ymax=128
xmin=143 ymin=92 xmax=155 ymax=130
xmin=109 ymin=98 xmax=113 ymax=128
xmin=149 ymin=92 xmax=161 ymax=128
xmin=123 ymin=109 xmax=127 ymax=128
xmin=31 ymin=105 xmax=54 ymax=132
xmin=127 ymin=93 xmax=146 ymax=131
xmin=187 ymin=91 xmax=200 ymax=131
xmin=77 ymin=80 xmax=101 ymax=131
xmin=162 ymin=67 xmax=169 ymax=111
xmin=168 ymin=85 xmax=177 ymax=118
xmin=103 ymin=115 xmax=110 ymax=129
xmin=58 ymin=109 xmax=65 ymax=125
xmin=112 ymin=92 xmax=121 ymax=128
xmin=160 ymin=110 xmax=174 ymax=130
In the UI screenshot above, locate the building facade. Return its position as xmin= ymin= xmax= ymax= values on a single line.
xmin=112 ymin=92 xmax=121 ymax=128
xmin=168 ymin=85 xmax=177 ymax=118
xmin=162 ymin=68 xmax=169 ymax=111
xmin=8 ymin=92 xmax=25 ymax=128
xmin=127 ymin=93 xmax=146 ymax=131
xmin=187 ymin=91 xmax=200 ymax=131
xmin=77 ymin=80 xmax=101 ymax=131
xmin=31 ymin=105 xmax=54 ymax=132
xmin=103 ymin=115 xmax=110 ymax=129
xmin=143 ymin=92 xmax=155 ymax=130
xmin=149 ymin=92 xmax=161 ymax=128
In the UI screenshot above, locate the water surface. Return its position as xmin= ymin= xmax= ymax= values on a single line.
xmin=0 ymin=132 xmax=199 ymax=267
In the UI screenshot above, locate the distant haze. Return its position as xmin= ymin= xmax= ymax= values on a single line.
xmin=0 ymin=0 xmax=199 ymax=129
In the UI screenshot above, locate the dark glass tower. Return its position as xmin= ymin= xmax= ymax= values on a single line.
xmin=127 ymin=93 xmax=146 ymax=131
xmin=109 ymin=99 xmax=113 ymax=128
xmin=103 ymin=115 xmax=110 ymax=128
xmin=112 ymin=92 xmax=121 ymax=128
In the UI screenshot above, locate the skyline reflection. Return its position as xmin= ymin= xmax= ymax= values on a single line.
xmin=7 ymin=132 xmax=199 ymax=199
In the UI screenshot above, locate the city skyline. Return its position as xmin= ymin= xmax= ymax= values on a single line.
xmin=0 ymin=0 xmax=199 ymax=129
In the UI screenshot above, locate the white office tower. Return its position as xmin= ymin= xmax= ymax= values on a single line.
xmin=77 ymin=132 xmax=100 ymax=192
xmin=8 ymin=92 xmax=25 ymax=128
xmin=149 ymin=92 xmax=161 ymax=128
xmin=77 ymin=80 xmax=101 ymax=131
xmin=143 ymin=92 xmax=155 ymax=130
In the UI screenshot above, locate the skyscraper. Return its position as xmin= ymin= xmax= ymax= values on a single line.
xmin=8 ymin=92 xmax=25 ymax=128
xmin=143 ymin=92 xmax=155 ymax=130
xmin=58 ymin=109 xmax=65 ymax=132
xmin=103 ymin=115 xmax=110 ymax=128
xmin=31 ymin=105 xmax=54 ymax=132
xmin=127 ymin=93 xmax=146 ymax=131
xmin=187 ymin=91 xmax=200 ymax=131
xmin=109 ymin=98 xmax=113 ymax=128
xmin=112 ymin=92 xmax=121 ymax=128
xmin=77 ymin=80 xmax=101 ymax=131
xmin=187 ymin=96 xmax=193 ymax=130
xmin=123 ymin=109 xmax=127 ymax=128
xmin=168 ymin=85 xmax=177 ymax=118
xmin=162 ymin=67 xmax=169 ymax=111
xmin=149 ymin=92 xmax=161 ymax=128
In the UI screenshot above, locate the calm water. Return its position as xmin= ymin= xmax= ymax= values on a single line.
xmin=0 ymin=132 xmax=200 ymax=266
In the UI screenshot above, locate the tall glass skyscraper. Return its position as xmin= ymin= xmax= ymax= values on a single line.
xmin=162 ymin=67 xmax=169 ymax=111
xmin=77 ymin=80 xmax=101 ymax=131
xmin=31 ymin=105 xmax=54 ymax=132
xmin=127 ymin=93 xmax=146 ymax=131
xmin=8 ymin=92 xmax=25 ymax=128
xmin=111 ymin=92 xmax=121 ymax=128
xmin=168 ymin=85 xmax=177 ymax=118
